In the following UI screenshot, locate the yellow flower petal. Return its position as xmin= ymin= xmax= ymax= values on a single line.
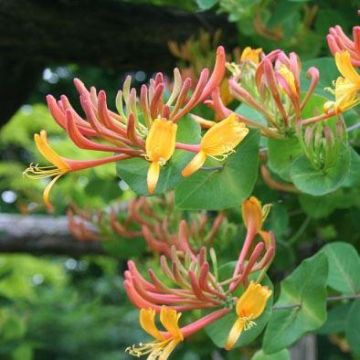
xmin=43 ymin=174 xmax=63 ymax=212
xmin=160 ymin=307 xmax=183 ymax=341
xmin=140 ymin=308 xmax=163 ymax=341
xmin=147 ymin=161 xmax=161 ymax=194
xmin=181 ymin=151 xmax=207 ymax=177
xmin=224 ymin=317 xmax=245 ymax=351
xmin=201 ymin=114 xmax=249 ymax=157
xmin=35 ymin=130 xmax=69 ymax=170
xmin=335 ymin=51 xmax=360 ymax=84
xmin=145 ymin=118 xmax=177 ymax=164
xmin=236 ymin=281 xmax=272 ymax=319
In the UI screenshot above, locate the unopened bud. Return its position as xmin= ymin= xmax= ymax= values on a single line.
xmin=304 ymin=126 xmax=314 ymax=147
xmin=323 ymin=126 xmax=334 ymax=147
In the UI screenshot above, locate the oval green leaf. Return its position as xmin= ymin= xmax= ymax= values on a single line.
xmin=263 ymin=252 xmax=328 ymax=354
xmin=289 ymin=145 xmax=351 ymax=196
xmin=321 ymin=242 xmax=360 ymax=295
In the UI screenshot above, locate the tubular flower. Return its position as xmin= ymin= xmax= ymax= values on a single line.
xmin=242 ymin=197 xmax=272 ymax=243
xmin=324 ymin=51 xmax=360 ymax=113
xmin=24 ymin=130 xmax=130 ymax=210
xmin=181 ymin=114 xmax=249 ymax=177
xmin=145 ymin=118 xmax=178 ymax=194
xmin=126 ymin=307 xmax=184 ymax=360
xmin=225 ymin=282 xmax=272 ymax=351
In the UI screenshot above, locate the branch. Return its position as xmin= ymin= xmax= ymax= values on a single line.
xmin=0 ymin=213 xmax=104 ymax=256
xmin=273 ymin=293 xmax=360 ymax=311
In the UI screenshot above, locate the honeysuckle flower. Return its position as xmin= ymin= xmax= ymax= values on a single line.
xmin=224 ymin=282 xmax=272 ymax=351
xmin=24 ymin=130 xmax=130 ymax=210
xmin=324 ymin=51 xmax=360 ymax=113
xmin=126 ymin=307 xmax=184 ymax=359
xmin=181 ymin=114 xmax=249 ymax=177
xmin=327 ymin=25 xmax=360 ymax=66
xmin=242 ymin=196 xmax=272 ymax=242
xmin=145 ymin=118 xmax=178 ymax=194
xmin=229 ymin=197 xmax=275 ymax=292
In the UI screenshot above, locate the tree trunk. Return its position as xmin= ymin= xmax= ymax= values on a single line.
xmin=0 ymin=213 xmax=103 ymax=256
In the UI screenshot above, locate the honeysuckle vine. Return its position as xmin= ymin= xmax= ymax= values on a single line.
xmin=23 ymin=13 xmax=360 ymax=360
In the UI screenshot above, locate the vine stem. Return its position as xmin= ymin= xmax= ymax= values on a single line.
xmin=347 ymin=122 xmax=360 ymax=132
xmin=273 ymin=293 xmax=360 ymax=311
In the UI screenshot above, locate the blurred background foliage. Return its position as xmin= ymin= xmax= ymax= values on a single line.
xmin=0 ymin=0 xmax=360 ymax=359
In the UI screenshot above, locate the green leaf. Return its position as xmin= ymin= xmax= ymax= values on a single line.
xmin=175 ymin=130 xmax=259 ymax=210
xmin=301 ymin=58 xmax=338 ymax=99
xmin=321 ymin=242 xmax=360 ymax=295
xmin=205 ymin=275 xmax=273 ymax=349
xmin=236 ymin=104 xmax=267 ymax=126
xmin=289 ymin=145 xmax=351 ymax=196
xmin=116 ymin=117 xmax=201 ymax=196
xmin=318 ymin=303 xmax=351 ymax=335
xmin=343 ymin=148 xmax=360 ymax=187
xmin=263 ymin=252 xmax=328 ymax=354
xmin=267 ymin=136 xmax=303 ymax=181
xmin=346 ymin=300 xmax=360 ymax=355
xmin=252 ymin=349 xmax=290 ymax=360
xmin=298 ymin=193 xmax=338 ymax=219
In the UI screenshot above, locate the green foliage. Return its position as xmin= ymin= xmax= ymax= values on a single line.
xmin=289 ymin=144 xmax=351 ymax=196
xmin=321 ymin=242 xmax=360 ymax=295
xmin=251 ymin=349 xmax=290 ymax=360
xmin=263 ymin=253 xmax=328 ymax=353
xmin=268 ymin=137 xmax=302 ymax=181
xmin=346 ymin=300 xmax=360 ymax=355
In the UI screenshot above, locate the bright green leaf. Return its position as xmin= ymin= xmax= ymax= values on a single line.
xmin=267 ymin=136 xmax=303 ymax=181
xmin=321 ymin=242 xmax=360 ymax=295
xmin=346 ymin=300 xmax=360 ymax=355
xmin=289 ymin=145 xmax=351 ymax=196
xmin=318 ymin=303 xmax=351 ymax=335
xmin=252 ymin=349 xmax=290 ymax=360
xmin=263 ymin=252 xmax=328 ymax=353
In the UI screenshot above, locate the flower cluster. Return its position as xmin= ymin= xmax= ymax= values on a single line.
xmin=125 ymin=196 xmax=274 ymax=358
xmin=227 ymin=49 xmax=332 ymax=136
xmin=25 ymin=46 xmax=251 ymax=210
